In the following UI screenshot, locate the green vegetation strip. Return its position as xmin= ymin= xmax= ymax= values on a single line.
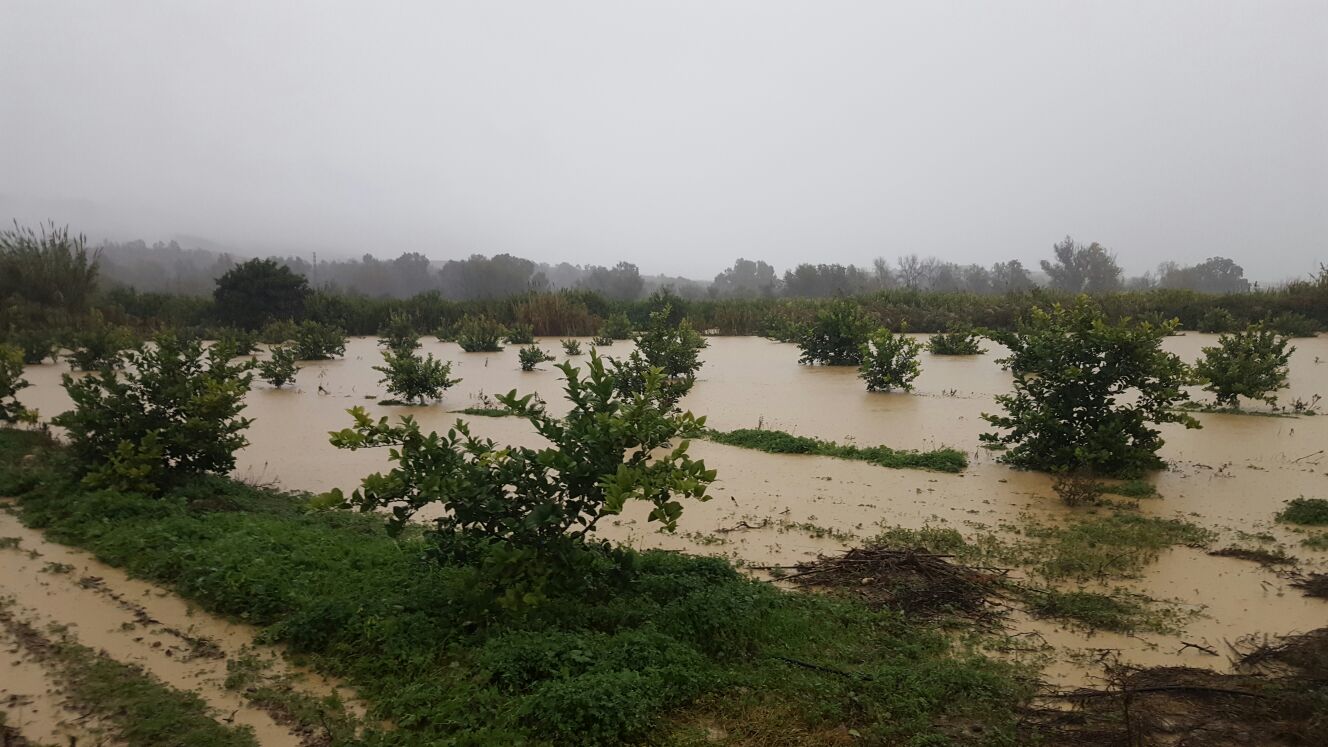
xmin=1278 ymin=498 xmax=1328 ymax=526
xmin=705 ymin=427 xmax=968 ymax=473
xmin=0 ymin=430 xmax=1029 ymax=746
xmin=0 ymin=605 xmax=255 ymax=747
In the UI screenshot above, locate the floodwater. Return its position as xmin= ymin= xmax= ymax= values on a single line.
xmin=12 ymin=334 xmax=1328 ymax=688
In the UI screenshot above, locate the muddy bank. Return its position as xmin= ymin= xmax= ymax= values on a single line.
xmin=0 ymin=507 xmax=362 ymax=746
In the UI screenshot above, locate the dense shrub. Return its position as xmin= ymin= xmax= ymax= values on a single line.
xmin=517 ymin=344 xmax=556 ymax=371
xmin=981 ymin=299 xmax=1199 ymax=476
xmin=1264 ymin=312 xmax=1318 ymax=337
xmin=1277 ymin=498 xmax=1328 ymax=526
xmin=0 ymin=222 xmax=100 ymax=311
xmin=52 ymin=334 xmax=253 ymax=494
xmin=291 ymin=321 xmax=347 ymax=360
xmin=797 ymin=299 xmax=874 ymax=365
xmin=213 ymin=327 xmax=259 ymax=358
xmin=0 ymin=343 xmax=34 ymax=424
xmin=561 ymin=339 xmax=583 ymax=356
xmin=599 ymin=313 xmax=634 ymax=340
xmin=377 ymin=310 xmax=420 ymax=354
xmin=858 ymin=329 xmax=923 ymax=392
xmin=1197 ymin=307 xmax=1238 ymax=333
xmin=1194 ymin=325 xmax=1293 ymax=407
xmin=5 ymin=325 xmax=60 ymax=364
xmin=328 ymin=351 xmax=714 ymax=602
xmin=926 ymin=329 xmax=984 ymax=355
xmin=611 ymin=305 xmax=708 ymax=406
xmin=505 ymin=323 xmax=536 ymax=345
xmin=257 ymin=318 xmax=300 ymax=344
xmin=591 ymin=334 xmax=613 ymax=347
xmin=257 ymin=344 xmax=299 ymax=388
xmin=213 ymin=258 xmax=309 ymax=330
xmin=456 ymin=315 xmax=505 ymax=352
xmin=64 ymin=312 xmax=138 ymax=371
xmin=375 ymin=348 xmax=460 ymax=404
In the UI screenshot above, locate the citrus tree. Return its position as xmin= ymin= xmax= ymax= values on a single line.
xmin=1194 ymin=325 xmax=1293 ymax=407
xmin=375 ymin=348 xmax=460 ymax=404
xmin=980 ymin=299 xmax=1198 ymax=476
xmin=858 ymin=330 xmax=923 ymax=392
xmin=0 ymin=343 xmax=35 ymax=424
xmin=797 ymin=299 xmax=874 ymax=366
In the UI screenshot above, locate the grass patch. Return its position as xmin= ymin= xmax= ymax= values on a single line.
xmin=1019 ymin=589 xmax=1164 ymax=634
xmin=1021 ymin=514 xmax=1213 ymax=581
xmin=706 ymin=427 xmax=967 ymax=473
xmin=1101 ymin=479 xmax=1158 ymax=498
xmin=1277 ymin=497 xmax=1328 ymax=526
xmin=1300 ymin=533 xmax=1328 ymax=551
xmin=0 ymin=429 xmax=1031 ymax=746
xmin=0 ymin=605 xmax=256 ymax=747
xmin=1208 ymin=546 xmax=1297 ymax=566
xmin=450 ymin=406 xmax=516 ymax=417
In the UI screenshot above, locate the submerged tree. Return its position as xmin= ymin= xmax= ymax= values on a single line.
xmin=980 ymin=299 xmax=1198 ymax=476
xmin=0 ymin=344 xmax=34 ymax=424
xmin=858 ymin=330 xmax=923 ymax=392
xmin=611 ymin=305 xmax=708 ymax=406
xmin=518 ymin=344 xmax=556 ymax=371
xmin=375 ymin=348 xmax=460 ymax=404
xmin=797 ymin=299 xmax=874 ymax=366
xmin=257 ymin=344 xmax=300 ymax=388
xmin=1195 ymin=325 xmax=1293 ymax=408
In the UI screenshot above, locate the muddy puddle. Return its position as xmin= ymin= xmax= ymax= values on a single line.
xmin=0 ymin=506 xmax=363 ymax=746
xmin=15 ymin=333 xmax=1328 ymax=687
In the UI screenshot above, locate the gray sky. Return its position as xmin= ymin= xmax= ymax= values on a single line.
xmin=2 ymin=1 xmax=1325 ymax=280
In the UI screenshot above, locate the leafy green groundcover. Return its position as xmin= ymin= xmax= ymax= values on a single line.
xmin=0 ymin=430 xmax=1027 ymax=746
xmin=706 ymin=427 xmax=968 ymax=473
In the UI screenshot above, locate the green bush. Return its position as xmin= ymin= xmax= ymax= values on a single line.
xmin=561 ymin=339 xmax=583 ymax=356
xmin=1194 ymin=325 xmax=1293 ymax=407
xmin=0 ymin=343 xmax=34 ymax=424
xmin=456 ymin=315 xmax=505 ymax=352
xmin=517 ymin=344 xmax=556 ymax=371
xmin=505 ymin=323 xmax=535 ymax=345
xmin=212 ymin=327 xmax=258 ymax=358
xmin=599 ymin=313 xmax=634 ymax=340
xmin=328 ymin=351 xmax=714 ymax=601
xmin=707 ymin=427 xmax=967 ymax=472
xmin=1197 ymin=307 xmax=1238 ymax=333
xmin=797 ymin=299 xmax=873 ymax=366
xmin=1265 ymin=312 xmax=1318 ymax=337
xmin=374 ymin=348 xmax=460 ymax=404
xmin=858 ymin=329 xmax=923 ymax=392
xmin=590 ymin=334 xmax=614 ymax=347
xmin=64 ymin=312 xmax=137 ymax=371
xmin=926 ymin=329 xmax=984 ymax=355
xmin=981 ymin=299 xmax=1199 ymax=476
xmin=52 ymin=333 xmax=254 ymax=494
xmin=256 ymin=344 xmax=299 ymax=388
xmin=291 ymin=321 xmax=347 ymax=360
xmin=610 ymin=305 xmax=708 ymax=406
xmin=5 ymin=325 xmax=60 ymax=364
xmin=257 ymin=319 xmax=300 ymax=344
xmin=1277 ymin=498 xmax=1328 ymax=526
xmin=377 ymin=310 xmax=420 ymax=354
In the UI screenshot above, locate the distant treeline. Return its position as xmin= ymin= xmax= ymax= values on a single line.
xmin=96 ymin=234 xmax=1270 ymax=302
xmin=3 ymin=224 xmax=1324 ymax=350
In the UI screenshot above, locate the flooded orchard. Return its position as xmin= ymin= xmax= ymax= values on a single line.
xmin=14 ymin=333 xmax=1328 ymax=688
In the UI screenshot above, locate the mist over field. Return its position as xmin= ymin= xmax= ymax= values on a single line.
xmin=3 ymin=1 xmax=1325 ymax=283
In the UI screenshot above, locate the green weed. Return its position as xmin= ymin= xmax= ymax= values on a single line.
xmin=707 ymin=428 xmax=967 ymax=473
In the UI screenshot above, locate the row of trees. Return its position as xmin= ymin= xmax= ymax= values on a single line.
xmin=88 ymin=228 xmax=1274 ymax=302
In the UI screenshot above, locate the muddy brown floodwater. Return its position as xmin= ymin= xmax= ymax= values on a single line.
xmin=14 ymin=334 xmax=1328 ymax=689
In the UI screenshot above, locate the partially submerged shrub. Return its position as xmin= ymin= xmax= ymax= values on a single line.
xmin=591 ymin=334 xmax=614 ymax=347
xmin=858 ymin=329 xmax=923 ymax=392
xmin=213 ymin=327 xmax=259 ymax=358
xmin=611 ymin=305 xmax=707 ymax=406
xmin=292 ymin=321 xmax=347 ymax=360
xmin=1277 ymin=498 xmax=1328 ymax=526
xmin=377 ymin=310 xmax=420 ymax=354
xmin=0 ymin=343 xmax=35 ymax=424
xmin=374 ymin=348 xmax=460 ymax=404
xmin=328 ymin=351 xmax=714 ymax=602
xmin=456 ymin=315 xmax=505 ymax=353
xmin=981 ymin=299 xmax=1198 ymax=476
xmin=797 ymin=299 xmax=874 ymax=366
xmin=257 ymin=319 xmax=300 ymax=345
xmin=52 ymin=333 xmax=253 ymax=494
xmin=257 ymin=344 xmax=299 ymax=388
xmin=1051 ymin=472 xmax=1106 ymax=507
xmin=1197 ymin=307 xmax=1238 ymax=333
xmin=1194 ymin=324 xmax=1293 ymax=407
xmin=599 ymin=313 xmax=634 ymax=340
xmin=1264 ymin=312 xmax=1318 ymax=338
xmin=505 ymin=323 xmax=536 ymax=345
xmin=518 ymin=344 xmax=556 ymax=371
xmin=926 ymin=329 xmax=984 ymax=355
xmin=5 ymin=326 xmax=59 ymax=364
xmin=64 ymin=312 xmax=137 ymax=371
xmin=561 ymin=339 xmax=583 ymax=356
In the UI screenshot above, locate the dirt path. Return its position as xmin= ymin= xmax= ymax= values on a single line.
xmin=0 ymin=506 xmax=363 ymax=746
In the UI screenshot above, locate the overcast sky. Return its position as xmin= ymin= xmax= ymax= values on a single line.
xmin=2 ymin=1 xmax=1325 ymax=280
